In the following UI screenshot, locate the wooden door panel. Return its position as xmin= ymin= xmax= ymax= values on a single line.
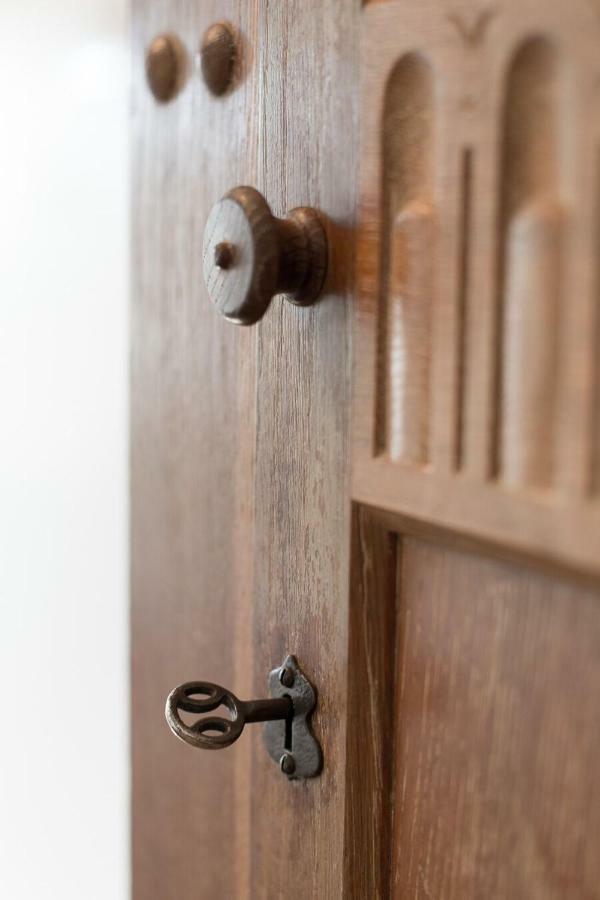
xmin=247 ymin=3 xmax=357 ymax=896
xmin=131 ymin=3 xmax=261 ymax=897
xmin=132 ymin=1 xmax=600 ymax=897
xmin=356 ymin=0 xmax=600 ymax=574
xmin=132 ymin=2 xmax=358 ymax=898
xmin=347 ymin=511 xmax=600 ymax=898
xmin=350 ymin=4 xmax=600 ymax=888
xmin=395 ymin=537 xmax=600 ymax=898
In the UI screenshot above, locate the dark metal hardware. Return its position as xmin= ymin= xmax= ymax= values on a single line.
xmin=165 ymin=654 xmax=322 ymax=779
xmin=263 ymin=655 xmax=322 ymax=779
xmin=165 ymin=683 xmax=291 ymax=750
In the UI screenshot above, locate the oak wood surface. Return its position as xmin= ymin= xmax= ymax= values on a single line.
xmin=248 ymin=3 xmax=357 ymax=895
xmin=349 ymin=3 xmax=600 ymax=894
xmin=132 ymin=1 xmax=358 ymax=898
xmin=132 ymin=2 xmax=260 ymax=897
xmin=392 ymin=536 xmax=600 ymax=898
xmin=133 ymin=1 xmax=600 ymax=898
xmin=344 ymin=509 xmax=398 ymax=900
xmin=345 ymin=509 xmax=600 ymax=899
xmin=356 ymin=0 xmax=600 ymax=574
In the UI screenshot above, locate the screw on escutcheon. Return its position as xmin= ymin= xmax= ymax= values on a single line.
xmin=279 ymin=666 xmax=295 ymax=688
xmin=279 ymin=753 xmax=296 ymax=776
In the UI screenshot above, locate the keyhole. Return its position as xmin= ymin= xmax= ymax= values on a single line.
xmin=283 ymin=695 xmax=293 ymax=752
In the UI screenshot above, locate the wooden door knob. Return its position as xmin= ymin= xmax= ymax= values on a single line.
xmin=202 ymin=186 xmax=328 ymax=325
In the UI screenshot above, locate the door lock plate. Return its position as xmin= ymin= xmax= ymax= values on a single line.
xmin=165 ymin=653 xmax=322 ymax=780
xmin=264 ymin=655 xmax=322 ymax=780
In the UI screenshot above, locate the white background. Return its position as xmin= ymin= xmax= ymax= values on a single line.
xmin=0 ymin=1 xmax=129 ymax=897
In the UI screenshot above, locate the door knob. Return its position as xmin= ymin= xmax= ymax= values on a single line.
xmin=165 ymin=654 xmax=322 ymax=779
xmin=202 ymin=186 xmax=328 ymax=325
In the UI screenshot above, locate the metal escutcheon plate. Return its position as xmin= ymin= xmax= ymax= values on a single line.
xmin=264 ymin=654 xmax=322 ymax=780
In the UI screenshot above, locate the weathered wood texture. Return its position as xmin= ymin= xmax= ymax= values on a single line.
xmin=344 ymin=508 xmax=398 ymax=900
xmin=132 ymin=1 xmax=357 ymax=898
xmin=133 ymin=1 xmax=600 ymax=898
xmin=348 ymin=3 xmax=600 ymax=897
xmin=248 ymin=3 xmax=357 ymax=896
xmin=131 ymin=3 xmax=260 ymax=898
xmin=355 ymin=0 xmax=600 ymax=574
xmin=393 ymin=536 xmax=600 ymax=898
xmin=346 ymin=510 xmax=600 ymax=899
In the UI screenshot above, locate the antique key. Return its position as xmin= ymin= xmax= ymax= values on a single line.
xmin=165 ymin=655 xmax=322 ymax=779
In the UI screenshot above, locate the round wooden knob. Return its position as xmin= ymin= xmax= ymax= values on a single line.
xmin=202 ymin=186 xmax=328 ymax=325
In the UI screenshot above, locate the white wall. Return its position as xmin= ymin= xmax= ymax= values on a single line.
xmin=0 ymin=2 xmax=129 ymax=898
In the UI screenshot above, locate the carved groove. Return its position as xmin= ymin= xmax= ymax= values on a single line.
xmin=375 ymin=54 xmax=434 ymax=464
xmin=356 ymin=0 xmax=600 ymax=577
xmin=591 ymin=146 xmax=600 ymax=495
xmin=447 ymin=7 xmax=497 ymax=47
xmin=454 ymin=147 xmax=473 ymax=471
xmin=494 ymin=37 xmax=563 ymax=489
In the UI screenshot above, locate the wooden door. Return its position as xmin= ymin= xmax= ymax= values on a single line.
xmin=132 ymin=1 xmax=600 ymax=898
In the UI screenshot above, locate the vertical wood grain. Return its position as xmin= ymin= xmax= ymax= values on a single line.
xmin=248 ymin=3 xmax=358 ymax=896
xmin=131 ymin=2 xmax=259 ymax=897
xmin=392 ymin=537 xmax=600 ymax=898
xmin=133 ymin=2 xmax=358 ymax=897
xmin=590 ymin=146 xmax=600 ymax=495
xmin=342 ymin=513 xmax=600 ymax=899
xmin=132 ymin=2 xmax=600 ymax=898
xmin=343 ymin=508 xmax=398 ymax=900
